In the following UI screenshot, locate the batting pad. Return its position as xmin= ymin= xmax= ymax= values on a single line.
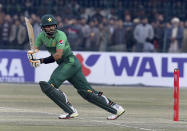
xmin=39 ymin=81 xmax=74 ymax=114
xmin=78 ymin=90 xmax=117 ymax=114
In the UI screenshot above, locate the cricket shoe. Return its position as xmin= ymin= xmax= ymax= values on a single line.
xmin=107 ymin=104 xmax=125 ymax=120
xmin=58 ymin=109 xmax=79 ymax=119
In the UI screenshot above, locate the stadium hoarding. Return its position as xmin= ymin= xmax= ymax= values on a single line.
xmin=0 ymin=50 xmax=34 ymax=83
xmin=1 ymin=50 xmax=187 ymax=87
xmin=35 ymin=51 xmax=187 ymax=88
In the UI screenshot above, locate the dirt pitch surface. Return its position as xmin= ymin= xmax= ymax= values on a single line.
xmin=0 ymin=83 xmax=187 ymax=131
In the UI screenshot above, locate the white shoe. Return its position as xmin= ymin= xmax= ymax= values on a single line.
xmin=58 ymin=109 xmax=79 ymax=119
xmin=107 ymin=104 xmax=125 ymax=120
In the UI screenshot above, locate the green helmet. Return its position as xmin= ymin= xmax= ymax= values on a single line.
xmin=41 ymin=14 xmax=57 ymax=27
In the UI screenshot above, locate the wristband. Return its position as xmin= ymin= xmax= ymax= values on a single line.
xmin=40 ymin=55 xmax=55 ymax=64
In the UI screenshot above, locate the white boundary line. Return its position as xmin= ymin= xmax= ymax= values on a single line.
xmin=0 ymin=106 xmax=155 ymax=131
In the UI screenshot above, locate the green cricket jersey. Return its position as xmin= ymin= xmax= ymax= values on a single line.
xmin=35 ymin=30 xmax=73 ymax=64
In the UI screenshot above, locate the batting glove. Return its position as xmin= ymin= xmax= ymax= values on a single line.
xmin=29 ymin=59 xmax=41 ymax=68
xmin=27 ymin=49 xmax=40 ymax=68
xmin=27 ymin=50 xmax=36 ymax=60
xmin=27 ymin=49 xmax=39 ymax=59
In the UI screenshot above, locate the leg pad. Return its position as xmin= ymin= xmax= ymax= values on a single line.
xmin=78 ymin=90 xmax=117 ymax=114
xmin=39 ymin=81 xmax=74 ymax=114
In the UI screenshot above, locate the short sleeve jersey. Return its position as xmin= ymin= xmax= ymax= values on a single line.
xmin=35 ymin=30 xmax=73 ymax=64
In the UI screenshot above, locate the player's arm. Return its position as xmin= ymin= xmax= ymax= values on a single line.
xmin=40 ymin=32 xmax=67 ymax=64
xmin=52 ymin=49 xmax=63 ymax=61
xmin=29 ymin=44 xmax=64 ymax=66
xmin=40 ymin=49 xmax=63 ymax=64
xmin=28 ymin=33 xmax=66 ymax=67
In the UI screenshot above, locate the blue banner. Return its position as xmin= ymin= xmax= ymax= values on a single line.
xmin=0 ymin=50 xmax=34 ymax=83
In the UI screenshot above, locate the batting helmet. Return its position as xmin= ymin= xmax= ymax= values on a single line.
xmin=41 ymin=14 xmax=57 ymax=27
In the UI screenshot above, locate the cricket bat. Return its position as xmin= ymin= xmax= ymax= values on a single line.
xmin=25 ymin=17 xmax=37 ymax=52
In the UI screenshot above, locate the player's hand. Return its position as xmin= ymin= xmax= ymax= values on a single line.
xmin=27 ymin=50 xmax=36 ymax=60
xmin=27 ymin=49 xmax=40 ymax=68
xmin=27 ymin=49 xmax=39 ymax=60
xmin=29 ymin=59 xmax=41 ymax=68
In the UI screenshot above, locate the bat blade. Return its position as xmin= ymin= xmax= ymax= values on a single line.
xmin=25 ymin=17 xmax=35 ymax=50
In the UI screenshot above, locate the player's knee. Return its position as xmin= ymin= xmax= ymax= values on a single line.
xmin=39 ymin=81 xmax=53 ymax=93
xmin=48 ymin=79 xmax=60 ymax=89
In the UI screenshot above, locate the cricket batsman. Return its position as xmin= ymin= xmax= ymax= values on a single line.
xmin=27 ymin=14 xmax=125 ymax=120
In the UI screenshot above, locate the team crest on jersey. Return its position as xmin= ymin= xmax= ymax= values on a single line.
xmin=59 ymin=40 xmax=64 ymax=45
